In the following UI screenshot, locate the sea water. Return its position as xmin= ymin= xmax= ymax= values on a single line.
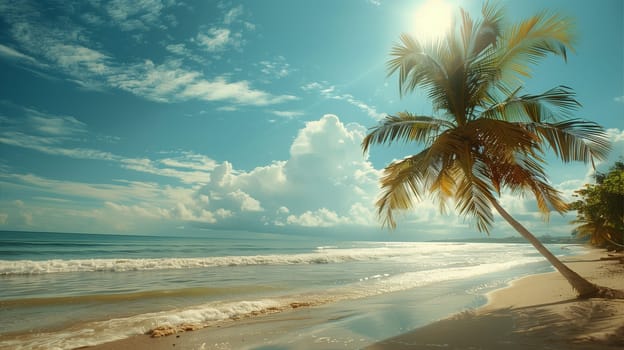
xmin=0 ymin=231 xmax=585 ymax=349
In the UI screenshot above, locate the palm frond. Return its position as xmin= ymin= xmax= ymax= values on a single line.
xmin=473 ymin=1 xmax=504 ymax=54
xmin=387 ymin=34 xmax=449 ymax=97
xmin=361 ymin=113 xmax=453 ymax=153
xmin=479 ymin=86 xmax=581 ymax=122
xmin=529 ymin=119 xmax=611 ymax=165
xmin=454 ymin=159 xmax=496 ymax=233
xmin=494 ymin=153 xmax=567 ymax=215
xmin=377 ymin=151 xmax=436 ymax=229
xmin=496 ymin=11 xmax=575 ymax=83
xmin=387 ymin=35 xmax=460 ymax=116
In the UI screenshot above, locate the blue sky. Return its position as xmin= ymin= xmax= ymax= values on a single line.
xmin=0 ymin=0 xmax=622 ymax=240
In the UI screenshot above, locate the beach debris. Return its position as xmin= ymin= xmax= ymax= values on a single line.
xmin=289 ymin=302 xmax=313 ymax=309
xmin=148 ymin=323 xmax=203 ymax=337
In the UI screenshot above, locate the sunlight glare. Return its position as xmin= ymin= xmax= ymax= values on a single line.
xmin=413 ymin=0 xmax=454 ymax=42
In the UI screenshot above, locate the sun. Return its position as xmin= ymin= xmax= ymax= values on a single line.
xmin=413 ymin=0 xmax=454 ymax=42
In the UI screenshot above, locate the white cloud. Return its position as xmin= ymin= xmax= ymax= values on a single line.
xmin=159 ymin=153 xmax=218 ymax=172
xmin=0 ymin=130 xmax=117 ymax=161
xmin=224 ymin=5 xmax=244 ymax=25
xmin=108 ymin=59 xmax=199 ymax=102
xmin=217 ymin=106 xmax=238 ymax=112
xmin=0 ymin=43 xmax=39 ymax=64
xmin=228 ymin=190 xmax=263 ymax=212
xmin=105 ymin=201 xmax=171 ymax=220
xmin=103 ymin=0 xmax=171 ymax=31
xmin=606 ymin=128 xmax=624 ymax=142
xmin=196 ymin=28 xmax=236 ymax=52
xmin=165 ymin=43 xmax=187 ymax=55
xmin=271 ymin=110 xmax=303 ymax=119
xmin=191 ymin=4 xmax=252 ymax=55
xmin=287 ymin=208 xmax=348 ymax=227
xmin=19 ymin=114 xmax=381 ymax=232
xmin=2 ymin=173 xmax=164 ymax=202
xmin=27 ymin=111 xmax=87 ymax=136
xmin=302 ymin=81 xmax=386 ymax=120
xmin=0 ymin=109 xmax=216 ymax=186
xmin=164 ymin=43 xmax=203 ymax=62
xmin=259 ymin=57 xmax=292 ymax=78
xmin=120 ymin=157 xmax=211 ymax=184
xmin=0 ymin=3 xmax=292 ymax=107
xmin=1 ymin=114 xmax=488 ymax=234
xmin=48 ymin=44 xmax=110 ymax=74
xmin=185 ymin=114 xmax=382 ymax=228
xmin=105 ymin=59 xmax=296 ymax=106
xmin=180 ymin=76 xmax=297 ymax=106
xmin=598 ymin=128 xmax=624 ymax=171
xmin=0 ymin=107 xmax=117 ymax=161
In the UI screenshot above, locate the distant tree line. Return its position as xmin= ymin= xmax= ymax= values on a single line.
xmin=570 ymin=161 xmax=624 ymax=251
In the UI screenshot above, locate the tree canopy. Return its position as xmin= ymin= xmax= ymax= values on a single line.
xmin=362 ymin=2 xmax=610 ymax=233
xmin=570 ymin=161 xmax=624 ymax=251
xmin=361 ymin=1 xmax=619 ymax=297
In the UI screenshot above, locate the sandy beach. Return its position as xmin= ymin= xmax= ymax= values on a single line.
xmin=367 ymin=248 xmax=624 ymax=350
xmin=82 ymin=247 xmax=624 ymax=350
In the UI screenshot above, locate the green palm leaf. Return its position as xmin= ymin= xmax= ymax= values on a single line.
xmin=362 ymin=113 xmax=453 ymax=153
xmin=530 ymin=119 xmax=611 ymax=165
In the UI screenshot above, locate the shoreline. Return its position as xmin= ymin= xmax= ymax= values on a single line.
xmin=367 ymin=248 xmax=624 ymax=349
xmin=81 ymin=247 xmax=624 ymax=350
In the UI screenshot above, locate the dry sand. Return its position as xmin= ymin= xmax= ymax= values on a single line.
xmin=83 ymin=248 xmax=624 ymax=350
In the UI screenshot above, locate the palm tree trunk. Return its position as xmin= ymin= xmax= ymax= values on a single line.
xmin=490 ymin=199 xmax=599 ymax=297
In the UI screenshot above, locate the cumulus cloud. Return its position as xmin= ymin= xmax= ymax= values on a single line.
xmin=0 ymin=115 xmax=379 ymax=230
xmin=174 ymin=114 xmax=382 ymax=228
xmin=3 ymin=112 xmax=495 ymax=235
xmin=228 ymin=190 xmax=264 ymax=212
xmin=4 ymin=114 xmax=384 ymax=231
xmin=286 ymin=208 xmax=348 ymax=227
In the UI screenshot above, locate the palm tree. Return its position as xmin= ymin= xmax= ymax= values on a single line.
xmin=362 ymin=2 xmax=621 ymax=298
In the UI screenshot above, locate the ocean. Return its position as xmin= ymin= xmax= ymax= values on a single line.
xmin=0 ymin=231 xmax=585 ymax=350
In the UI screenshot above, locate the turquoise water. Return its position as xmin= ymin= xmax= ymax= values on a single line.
xmin=0 ymin=231 xmax=585 ymax=349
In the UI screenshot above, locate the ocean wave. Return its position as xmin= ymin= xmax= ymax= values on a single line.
xmin=0 ymin=245 xmax=461 ymax=275
xmin=0 ymin=256 xmax=545 ymax=350
xmin=1 ymin=242 xmax=537 ymax=276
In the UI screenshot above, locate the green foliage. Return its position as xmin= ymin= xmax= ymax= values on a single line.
xmin=570 ymin=162 xmax=624 ymax=250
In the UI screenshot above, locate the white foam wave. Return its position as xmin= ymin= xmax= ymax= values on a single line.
xmin=0 ymin=299 xmax=283 ymax=350
xmin=0 ymin=244 xmax=487 ymax=275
